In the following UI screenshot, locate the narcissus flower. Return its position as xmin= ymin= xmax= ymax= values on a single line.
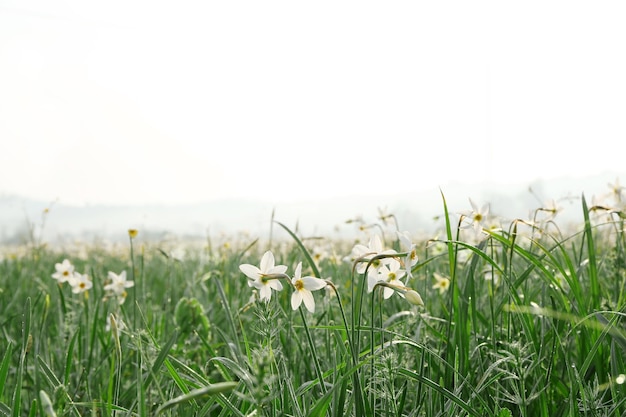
xmin=104 ymin=270 xmax=134 ymax=304
xmin=239 ymin=251 xmax=287 ymax=302
xmin=372 ymin=258 xmax=406 ymax=299
xmin=350 ymin=234 xmax=396 ymax=276
xmin=432 ymin=272 xmax=450 ymax=294
xmin=69 ymin=272 xmax=93 ymax=294
xmin=397 ymin=231 xmax=418 ymax=277
xmin=608 ymin=177 xmax=624 ymax=202
xmin=290 ymin=262 xmax=327 ymax=313
xmin=52 ymin=259 xmax=75 ymax=283
xmin=467 ymin=199 xmax=490 ymax=234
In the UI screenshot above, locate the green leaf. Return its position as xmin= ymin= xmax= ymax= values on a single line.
xmin=497 ymin=408 xmax=513 ymax=417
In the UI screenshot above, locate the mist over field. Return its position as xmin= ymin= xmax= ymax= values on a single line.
xmin=2 ymin=172 xmax=622 ymax=244
xmin=3 ymin=2 xmax=626 ymax=415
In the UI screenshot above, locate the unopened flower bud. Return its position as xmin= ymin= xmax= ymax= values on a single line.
xmin=405 ymin=290 xmax=424 ymax=306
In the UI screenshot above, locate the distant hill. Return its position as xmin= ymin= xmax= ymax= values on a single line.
xmin=1 ymin=172 xmax=623 ymax=244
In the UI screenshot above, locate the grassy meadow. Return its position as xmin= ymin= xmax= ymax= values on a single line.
xmin=1 ymin=186 xmax=626 ymax=416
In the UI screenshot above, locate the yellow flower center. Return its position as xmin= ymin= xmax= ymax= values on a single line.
xmin=63 ymin=271 xmax=69 ymax=276
xmin=388 ymin=272 xmax=396 ymax=281
xmin=474 ymin=213 xmax=483 ymax=222
xmin=294 ymin=279 xmax=304 ymax=291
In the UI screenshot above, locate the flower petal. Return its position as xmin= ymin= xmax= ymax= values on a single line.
xmin=291 ymin=291 xmax=302 ymax=310
xmin=259 ymin=285 xmax=272 ymax=302
xmin=387 ymin=258 xmax=400 ymax=271
xmin=260 ymin=251 xmax=275 ymax=272
xmin=301 ymin=290 xmax=316 ymax=313
xmin=368 ymin=274 xmax=381 ymax=292
xmin=383 ymin=286 xmax=393 ymax=299
xmin=370 ymin=235 xmax=383 ymax=252
xmin=469 ymin=198 xmax=478 ymax=213
xmin=352 ymin=244 xmax=370 ymax=257
xmin=268 ymin=265 xmax=288 ymax=275
xmin=239 ymin=264 xmax=261 ymax=280
xmin=301 ymin=276 xmax=326 ymax=291
xmin=269 ymin=279 xmax=283 ymax=291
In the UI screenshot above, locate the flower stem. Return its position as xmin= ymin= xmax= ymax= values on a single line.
xmin=298 ymin=306 xmax=326 ymax=394
xmin=370 ymin=289 xmax=376 ymax=416
xmin=129 ymin=234 xmax=137 ymax=330
xmin=328 ymin=281 xmax=367 ymax=416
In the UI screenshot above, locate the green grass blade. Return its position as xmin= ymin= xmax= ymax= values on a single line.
xmin=214 ymin=278 xmax=243 ymax=359
xmin=578 ymin=312 xmax=619 ymax=379
xmin=155 ymin=382 xmax=238 ymax=414
xmin=36 ymin=356 xmax=80 ymax=416
xmin=581 ymin=194 xmax=600 ymax=310
xmin=13 ymin=297 xmax=31 ymax=417
xmin=275 ymin=221 xmax=321 ymax=278
xmin=27 ymin=399 xmax=36 ymax=417
xmin=213 ymin=392 xmax=246 ymax=417
xmin=64 ymin=331 xmax=79 ymax=387
xmin=142 ymin=329 xmax=179 ymax=392
xmin=39 ymin=390 xmax=57 ymax=417
xmin=0 ymin=343 xmax=12 ymax=401
xmin=208 ymin=357 xmax=254 ymax=392
xmin=398 ymin=368 xmax=486 ymax=417
xmin=439 ymin=189 xmax=456 ymax=278
xmin=36 ymin=356 xmax=61 ymax=389
xmin=136 ymin=337 xmax=146 ymax=417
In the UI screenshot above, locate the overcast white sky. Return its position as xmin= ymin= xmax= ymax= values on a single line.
xmin=1 ymin=1 xmax=625 ymax=207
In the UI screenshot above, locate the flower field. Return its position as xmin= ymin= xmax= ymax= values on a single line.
xmin=1 ymin=184 xmax=626 ymax=416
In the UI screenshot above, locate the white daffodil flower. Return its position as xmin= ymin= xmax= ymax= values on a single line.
xmin=350 ymin=234 xmax=396 ymax=276
xmin=468 ymin=199 xmax=490 ymax=235
xmin=375 ymin=258 xmax=406 ymax=298
xmin=397 ymin=231 xmax=418 ymax=277
xmin=69 ymin=272 xmax=93 ymax=294
xmin=52 ymin=259 xmax=75 ymax=283
xmin=104 ymin=270 xmax=134 ymax=304
xmin=239 ymin=251 xmax=287 ymax=302
xmin=290 ymin=262 xmax=327 ymax=313
xmin=432 ymin=272 xmax=450 ymax=294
